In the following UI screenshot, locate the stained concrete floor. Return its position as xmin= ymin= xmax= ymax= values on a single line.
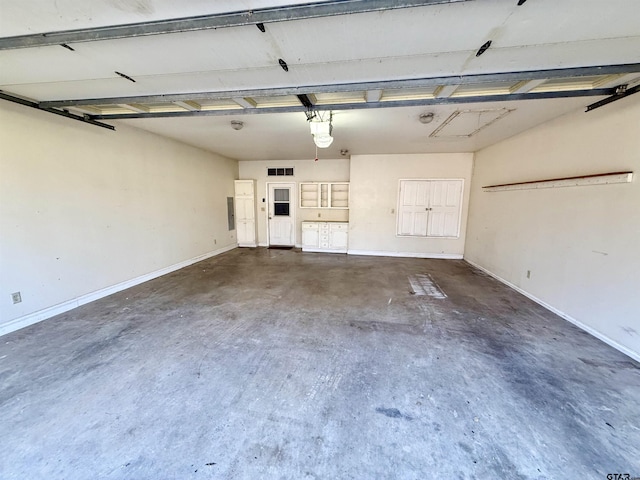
xmin=1 ymin=248 xmax=639 ymax=480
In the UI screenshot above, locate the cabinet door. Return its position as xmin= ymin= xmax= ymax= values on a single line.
xmin=235 ymin=197 xmax=255 ymax=221
xmin=301 ymin=224 xmax=319 ymax=248
xmin=329 ymin=224 xmax=348 ymax=249
xmin=427 ymin=180 xmax=462 ymax=237
xmin=235 ymin=180 xmax=254 ymax=198
xmin=237 ymin=220 xmax=256 ymax=246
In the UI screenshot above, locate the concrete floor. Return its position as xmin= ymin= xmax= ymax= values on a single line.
xmin=1 ymin=248 xmax=639 ymax=479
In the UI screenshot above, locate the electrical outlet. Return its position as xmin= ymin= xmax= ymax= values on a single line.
xmin=11 ymin=292 xmax=22 ymax=304
xmin=214 ymin=239 xmax=217 ymax=245
xmin=526 ymin=270 xmax=531 ymax=279
xmin=318 ymin=213 xmax=321 ymax=218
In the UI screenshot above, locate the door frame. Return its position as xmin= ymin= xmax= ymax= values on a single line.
xmin=265 ymin=182 xmax=297 ymax=246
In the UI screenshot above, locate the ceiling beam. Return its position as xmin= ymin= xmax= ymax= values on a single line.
xmin=118 ymin=104 xmax=149 ymax=113
xmin=0 ymin=0 xmax=471 ymax=50
xmin=87 ymin=88 xmax=614 ymax=120
xmin=365 ymin=90 xmax=383 ymax=102
xmin=232 ymin=97 xmax=258 ymax=109
xmin=509 ymin=79 xmax=547 ymax=94
xmin=595 ymin=73 xmax=640 ymax=89
xmin=173 ymin=100 xmax=201 ymax=111
xmin=40 ymin=63 xmax=640 ymax=109
xmin=434 ymin=85 xmax=459 ymax=98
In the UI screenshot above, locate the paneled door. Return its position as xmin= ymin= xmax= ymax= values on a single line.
xmin=397 ymin=179 xmax=463 ymax=238
xmin=397 ymin=180 xmax=430 ymax=236
xmin=267 ymin=183 xmax=295 ymax=246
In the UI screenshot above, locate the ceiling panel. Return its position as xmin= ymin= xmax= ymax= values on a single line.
xmin=493 ymin=0 xmax=640 ymax=47
xmin=1 ymin=1 xmax=638 ymax=161
xmin=430 ymin=109 xmax=513 ymax=137
xmin=0 ymin=0 xmax=330 ymax=36
xmin=262 ymin=4 xmax=504 ymax=63
xmin=115 ymin=96 xmax=596 ymax=160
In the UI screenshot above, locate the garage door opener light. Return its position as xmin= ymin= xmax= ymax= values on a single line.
xmin=308 ymin=111 xmax=334 ymax=148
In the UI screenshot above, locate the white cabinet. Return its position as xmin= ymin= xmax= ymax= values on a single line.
xmin=301 ymin=222 xmax=349 ymax=253
xmin=299 ymin=182 xmax=349 ymax=209
xmin=397 ymin=179 xmax=463 ymax=238
xmin=234 ymin=180 xmax=257 ymax=247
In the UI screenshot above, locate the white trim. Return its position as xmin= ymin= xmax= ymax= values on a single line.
xmin=0 ymin=244 xmax=238 ymax=337
xmin=463 ymin=258 xmax=640 ymax=363
xmin=258 ymin=242 xmax=269 ymax=247
xmin=348 ymin=249 xmax=463 ymax=259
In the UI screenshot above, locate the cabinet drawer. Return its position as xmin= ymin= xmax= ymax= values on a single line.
xmin=320 ymin=234 xmax=330 ymax=242
xmin=330 ymin=223 xmax=348 ymax=231
xmin=302 ymin=223 xmax=319 ymax=230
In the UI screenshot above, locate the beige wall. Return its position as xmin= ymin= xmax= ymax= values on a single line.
xmin=465 ymin=97 xmax=640 ymax=360
xmin=0 ymin=102 xmax=238 ymax=333
xmin=238 ymin=159 xmax=350 ymax=246
xmin=348 ymin=153 xmax=473 ymax=257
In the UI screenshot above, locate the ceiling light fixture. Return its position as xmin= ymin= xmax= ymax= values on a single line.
xmin=230 ymin=120 xmax=244 ymax=130
xmin=419 ymin=112 xmax=435 ymax=124
xmin=308 ymin=111 xmax=333 ymax=148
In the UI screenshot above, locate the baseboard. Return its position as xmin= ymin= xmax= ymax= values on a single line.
xmin=258 ymin=242 xmax=269 ymax=247
xmin=348 ymin=249 xmax=463 ymax=260
xmin=463 ymin=258 xmax=640 ymax=363
xmin=302 ymin=248 xmax=347 ymax=254
xmin=0 ymin=244 xmax=238 ymax=337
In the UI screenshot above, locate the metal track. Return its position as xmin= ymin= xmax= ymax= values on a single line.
xmin=88 ymin=89 xmax=614 ymax=120
xmin=0 ymin=0 xmax=470 ymax=50
xmin=39 ymin=63 xmax=640 ymax=109
xmin=0 ymin=91 xmax=115 ymax=130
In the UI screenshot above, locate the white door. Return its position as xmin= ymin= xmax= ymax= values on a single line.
xmin=428 ymin=180 xmax=463 ymax=237
xmin=268 ymin=183 xmax=295 ymax=246
xmin=398 ymin=180 xmax=430 ymax=236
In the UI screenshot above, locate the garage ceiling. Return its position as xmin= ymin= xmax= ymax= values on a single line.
xmin=1 ymin=0 xmax=639 ymax=160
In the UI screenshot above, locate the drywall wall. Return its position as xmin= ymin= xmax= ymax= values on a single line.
xmin=348 ymin=153 xmax=473 ymax=257
xmin=238 ymin=159 xmax=349 ymax=246
xmin=0 ymin=101 xmax=238 ymax=333
xmin=465 ymin=97 xmax=640 ymax=360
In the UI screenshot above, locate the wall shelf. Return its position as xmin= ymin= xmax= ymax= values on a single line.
xmin=482 ymin=171 xmax=633 ymax=192
xmin=299 ymin=182 xmax=350 ymax=209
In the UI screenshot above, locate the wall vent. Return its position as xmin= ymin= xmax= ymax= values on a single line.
xmin=267 ymin=168 xmax=294 ymax=176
